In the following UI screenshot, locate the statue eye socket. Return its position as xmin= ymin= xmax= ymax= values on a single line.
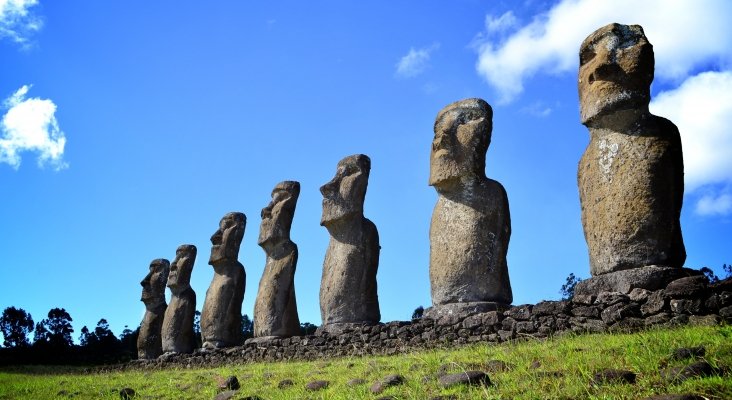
xmin=580 ymin=47 xmax=595 ymax=66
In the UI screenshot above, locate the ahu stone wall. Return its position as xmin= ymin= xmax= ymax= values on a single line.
xmin=131 ymin=275 xmax=732 ymax=368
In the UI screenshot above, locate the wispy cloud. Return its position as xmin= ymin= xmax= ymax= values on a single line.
xmin=485 ymin=11 xmax=517 ymax=34
xmin=0 ymin=0 xmax=43 ymax=48
xmin=695 ymin=192 xmax=732 ymax=217
xmin=520 ymin=101 xmax=552 ymax=118
xmin=474 ymin=0 xmax=732 ymax=104
xmin=1 ymin=85 xmax=68 ymax=171
xmin=395 ymin=43 xmax=440 ymax=79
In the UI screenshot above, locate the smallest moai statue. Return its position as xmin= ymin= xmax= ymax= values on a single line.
xmin=137 ymin=258 xmax=169 ymax=359
xmin=162 ymin=244 xmax=197 ymax=354
xmin=252 ymin=181 xmax=301 ymax=341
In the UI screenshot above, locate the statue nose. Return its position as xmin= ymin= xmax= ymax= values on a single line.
xmin=320 ymin=179 xmax=337 ymax=197
xmin=589 ymin=62 xmax=622 ymax=84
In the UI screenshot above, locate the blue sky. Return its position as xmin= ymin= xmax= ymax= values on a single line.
xmin=2 ymin=0 xmax=731 ymax=341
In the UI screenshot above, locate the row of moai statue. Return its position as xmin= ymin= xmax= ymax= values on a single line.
xmin=137 ymin=23 xmax=688 ymax=358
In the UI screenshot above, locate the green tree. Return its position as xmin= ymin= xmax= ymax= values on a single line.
xmin=240 ymin=314 xmax=254 ymax=342
xmin=560 ymin=273 xmax=582 ymax=300
xmin=299 ymin=322 xmax=317 ymax=335
xmin=700 ymin=266 xmax=720 ymax=284
xmin=412 ymin=306 xmax=424 ymax=320
xmin=35 ymin=308 xmax=74 ymax=348
xmin=0 ymin=307 xmax=34 ymax=348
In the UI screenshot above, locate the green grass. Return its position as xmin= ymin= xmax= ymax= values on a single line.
xmin=1 ymin=324 xmax=731 ymax=399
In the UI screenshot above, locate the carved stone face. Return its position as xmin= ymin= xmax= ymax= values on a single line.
xmin=168 ymin=245 xmax=196 ymax=292
xmin=429 ymin=98 xmax=492 ymax=188
xmin=209 ymin=212 xmax=246 ymax=265
xmin=320 ymin=154 xmax=370 ymax=226
xmin=259 ymin=181 xmax=300 ymax=247
xmin=140 ymin=258 xmax=169 ymax=307
xmin=578 ymin=23 xmax=654 ymax=125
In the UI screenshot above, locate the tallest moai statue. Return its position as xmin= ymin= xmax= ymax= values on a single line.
xmin=576 ymin=23 xmax=687 ymax=292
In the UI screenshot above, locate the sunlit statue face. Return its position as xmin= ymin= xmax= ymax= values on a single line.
xmin=168 ymin=245 xmax=196 ymax=292
xmin=259 ymin=181 xmax=300 ymax=247
xmin=209 ymin=212 xmax=246 ymax=265
xmin=140 ymin=258 xmax=169 ymax=307
xmin=578 ymin=23 xmax=654 ymax=126
xmin=429 ymin=98 xmax=492 ymax=188
xmin=320 ymin=154 xmax=370 ymax=226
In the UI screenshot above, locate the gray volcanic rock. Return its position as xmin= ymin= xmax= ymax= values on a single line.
xmin=162 ymin=245 xmax=197 ymax=354
xmin=253 ymin=181 xmax=301 ymax=339
xmin=438 ymin=371 xmax=491 ymax=388
xmin=577 ymin=23 xmax=685 ymax=276
xmin=575 ymin=266 xmax=700 ymax=296
xmin=201 ymin=212 xmax=246 ymax=349
xmin=319 ymin=154 xmax=380 ymax=333
xmin=428 ymin=98 xmax=512 ymax=314
xmin=137 ymin=258 xmax=169 ymax=359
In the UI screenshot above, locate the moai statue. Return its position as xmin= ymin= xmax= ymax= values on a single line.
xmin=200 ymin=212 xmax=246 ymax=349
xmin=252 ymin=181 xmax=301 ymax=341
xmin=137 ymin=258 xmax=169 ymax=359
xmin=162 ymin=244 xmax=197 ymax=354
xmin=425 ymin=98 xmax=512 ymax=319
xmin=319 ymin=154 xmax=380 ymax=334
xmin=575 ymin=23 xmax=688 ymax=295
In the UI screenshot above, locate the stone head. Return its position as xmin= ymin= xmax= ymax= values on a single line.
xmin=209 ymin=212 xmax=246 ymax=265
xmin=168 ymin=244 xmax=197 ymax=292
xmin=429 ymin=98 xmax=492 ymax=188
xmin=578 ymin=23 xmax=654 ymax=126
xmin=140 ymin=258 xmax=169 ymax=307
xmin=259 ymin=181 xmax=300 ymax=247
xmin=320 ymin=154 xmax=371 ymax=226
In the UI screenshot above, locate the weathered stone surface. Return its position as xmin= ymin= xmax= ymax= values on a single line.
xmin=577 ymin=23 xmax=685 ymax=276
xmin=319 ymin=154 xmax=380 ymax=332
xmin=162 ymin=245 xmax=197 ymax=354
xmin=664 ymin=276 xmax=708 ymax=299
xmin=670 ymin=346 xmax=705 ymax=361
xmin=438 ymin=371 xmax=491 ymax=388
xmin=424 ymin=302 xmax=509 ymax=320
xmin=201 ymin=212 xmax=246 ymax=349
xmin=137 ymin=258 xmax=169 ymax=359
xmin=533 ymin=301 xmax=570 ymax=316
xmin=119 ymin=388 xmax=135 ymax=400
xmin=429 ymin=98 xmax=512 ymax=310
xmin=575 ymin=266 xmax=698 ymax=296
xmin=253 ymin=181 xmax=301 ymax=339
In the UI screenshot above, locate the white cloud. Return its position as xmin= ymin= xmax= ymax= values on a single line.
xmin=520 ymin=101 xmax=552 ymax=117
xmin=0 ymin=0 xmax=43 ymax=47
xmin=1 ymin=85 xmax=68 ymax=170
xmin=650 ymin=71 xmax=732 ymax=192
xmin=485 ymin=11 xmax=517 ymax=34
xmin=474 ymin=0 xmax=732 ymax=103
xmin=650 ymin=71 xmax=732 ymax=215
xmin=395 ymin=43 xmax=440 ymax=79
xmin=695 ymin=192 xmax=732 ymax=216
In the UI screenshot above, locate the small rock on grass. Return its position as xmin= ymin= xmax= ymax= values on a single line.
xmin=661 ymin=361 xmax=724 ymax=383
xmin=305 ymin=380 xmax=329 ymax=391
xmin=438 ymin=371 xmax=491 ymax=388
xmin=277 ymin=379 xmax=294 ymax=389
xmin=591 ymin=369 xmax=636 ymax=386
xmin=642 ymin=395 xmax=706 ymax=400
xmin=214 ymin=390 xmax=237 ymax=400
xmin=370 ymin=374 xmax=405 ymax=394
xmin=119 ymin=388 xmax=135 ymax=399
xmin=217 ymin=376 xmax=240 ymax=391
xmin=347 ymin=378 xmax=366 ymax=386
xmin=670 ymin=346 xmax=705 ymax=361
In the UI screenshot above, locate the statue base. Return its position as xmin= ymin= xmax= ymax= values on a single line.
xmin=574 ymin=265 xmax=702 ymax=296
xmin=315 ymin=321 xmax=378 ymax=336
xmin=423 ymin=301 xmax=510 ymax=320
xmin=245 ymin=336 xmax=284 ymax=345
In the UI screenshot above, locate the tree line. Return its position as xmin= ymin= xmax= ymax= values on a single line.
xmin=0 ymin=307 xmax=319 ymax=365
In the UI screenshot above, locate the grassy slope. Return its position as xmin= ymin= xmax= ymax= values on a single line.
xmin=1 ymin=324 xmax=731 ymax=399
